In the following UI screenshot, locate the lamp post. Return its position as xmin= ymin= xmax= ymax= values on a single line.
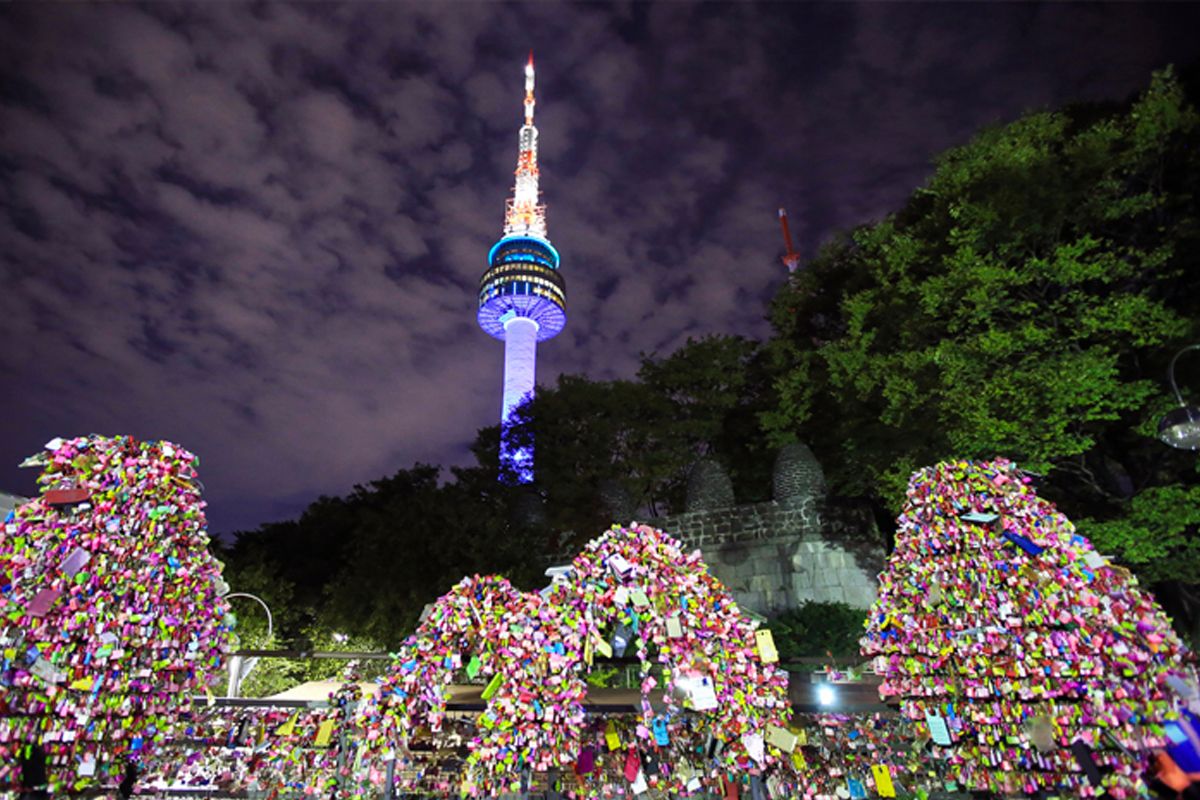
xmin=225 ymin=592 xmax=273 ymax=698
xmin=1159 ymin=344 xmax=1200 ymax=450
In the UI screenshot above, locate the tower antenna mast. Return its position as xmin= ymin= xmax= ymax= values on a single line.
xmin=778 ymin=208 xmax=800 ymax=274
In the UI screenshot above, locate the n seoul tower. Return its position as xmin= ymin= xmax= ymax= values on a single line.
xmin=477 ymin=54 xmax=566 ymax=483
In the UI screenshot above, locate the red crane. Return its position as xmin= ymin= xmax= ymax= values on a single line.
xmin=778 ymin=207 xmax=800 ymax=274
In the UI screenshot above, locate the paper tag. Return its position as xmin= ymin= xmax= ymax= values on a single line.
xmin=742 ymin=732 xmax=765 ymax=764
xmin=608 ymin=555 xmax=633 ymax=580
xmin=481 ymin=673 xmax=502 ymax=701
xmin=766 ymin=725 xmax=797 ymax=753
xmin=314 ymin=718 xmax=335 ymax=747
xmin=30 ymin=658 xmax=64 ymax=684
xmin=666 ymin=615 xmax=683 ymax=638
xmin=692 ymin=677 xmax=719 ymax=711
xmin=755 ymin=629 xmax=779 ymax=663
xmin=871 ymin=765 xmax=896 ymax=798
xmin=925 ymin=712 xmax=952 ymax=746
xmin=595 ymin=638 xmax=613 ymax=659
xmin=276 ymin=712 xmax=298 ymax=737
xmin=624 ymin=747 xmax=641 ymax=781
xmin=630 ymin=770 xmax=648 ymax=795
xmin=61 ymin=547 xmax=91 ymax=577
xmin=78 ymin=754 xmax=97 ymax=777
xmin=466 ymin=654 xmax=482 ymax=679
xmin=605 ymin=721 xmax=621 ymax=751
xmin=629 ymin=588 xmax=649 ymax=608
xmin=652 ymin=716 xmax=670 ymax=746
xmin=27 ymin=588 xmax=62 ymax=618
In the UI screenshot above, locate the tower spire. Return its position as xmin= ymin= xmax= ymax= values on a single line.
xmin=505 ymin=52 xmax=547 ymax=240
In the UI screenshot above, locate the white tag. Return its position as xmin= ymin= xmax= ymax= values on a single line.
xmin=608 ymin=555 xmax=633 ymax=580
xmin=688 ymin=676 xmax=718 ymax=711
xmin=630 ymin=771 xmax=648 ymax=795
xmin=743 ymin=732 xmax=766 ymax=764
xmin=30 ymin=658 xmax=64 ymax=684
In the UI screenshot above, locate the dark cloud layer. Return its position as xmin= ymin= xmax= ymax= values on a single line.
xmin=2 ymin=3 xmax=1197 ymax=533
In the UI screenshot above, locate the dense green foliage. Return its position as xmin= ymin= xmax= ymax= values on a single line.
xmin=765 ymin=69 xmax=1200 ymax=615
xmin=769 ymin=601 xmax=866 ymax=663
xmin=219 ymin=68 xmax=1200 ymax=678
xmin=501 ymin=335 xmax=774 ymax=540
xmin=218 ymin=464 xmax=550 ymax=687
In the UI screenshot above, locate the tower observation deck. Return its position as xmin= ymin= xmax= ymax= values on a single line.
xmin=477 ymin=55 xmax=566 ymax=483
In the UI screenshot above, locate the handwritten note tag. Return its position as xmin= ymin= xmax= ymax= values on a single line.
xmin=274 ymin=713 xmax=298 ymax=737
xmin=630 ymin=770 xmax=648 ymax=795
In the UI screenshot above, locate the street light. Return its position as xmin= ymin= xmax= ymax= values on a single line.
xmin=816 ymin=684 xmax=837 ymax=707
xmin=1159 ymin=344 xmax=1200 ymax=450
xmin=225 ymin=592 xmax=273 ymax=698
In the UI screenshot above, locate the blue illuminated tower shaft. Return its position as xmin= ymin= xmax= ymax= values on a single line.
xmin=501 ymin=316 xmax=539 ymax=476
xmin=476 ymin=56 xmax=566 ymax=484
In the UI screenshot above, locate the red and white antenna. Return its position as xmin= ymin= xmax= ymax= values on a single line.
xmin=778 ymin=208 xmax=800 ymax=274
xmin=504 ymin=53 xmax=547 ymax=239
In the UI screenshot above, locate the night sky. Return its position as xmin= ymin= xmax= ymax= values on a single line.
xmin=2 ymin=3 xmax=1198 ymax=535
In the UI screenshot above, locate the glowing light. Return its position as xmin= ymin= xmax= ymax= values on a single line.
xmin=816 ymin=684 xmax=836 ymax=706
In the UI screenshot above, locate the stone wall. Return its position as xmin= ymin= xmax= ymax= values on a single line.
xmin=566 ymin=445 xmax=887 ymax=617
xmin=652 ymin=498 xmax=884 ymax=614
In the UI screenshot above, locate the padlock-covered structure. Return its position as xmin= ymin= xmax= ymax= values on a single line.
xmin=862 ymin=458 xmax=1187 ymax=797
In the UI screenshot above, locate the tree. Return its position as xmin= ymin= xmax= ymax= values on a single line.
xmin=764 ymin=69 xmax=1200 ymax=589
xmin=222 ymin=464 xmax=549 ymax=658
xmin=638 ymin=335 xmax=776 ymax=503
xmin=497 ymin=336 xmax=775 ymax=540
xmin=501 ymin=374 xmax=694 ymax=537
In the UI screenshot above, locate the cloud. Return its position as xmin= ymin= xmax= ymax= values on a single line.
xmin=1 ymin=2 xmax=1196 ymax=532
